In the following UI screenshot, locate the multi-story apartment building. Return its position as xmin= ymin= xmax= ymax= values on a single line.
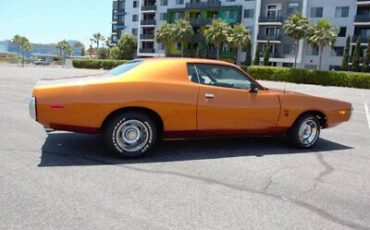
xmin=111 ymin=0 xmax=370 ymax=71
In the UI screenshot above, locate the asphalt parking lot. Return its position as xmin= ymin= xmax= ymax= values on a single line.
xmin=1 ymin=65 xmax=370 ymax=230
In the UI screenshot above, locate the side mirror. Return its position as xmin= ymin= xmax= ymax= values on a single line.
xmin=249 ymin=83 xmax=259 ymax=93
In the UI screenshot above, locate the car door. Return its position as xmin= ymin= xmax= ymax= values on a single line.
xmin=190 ymin=63 xmax=280 ymax=132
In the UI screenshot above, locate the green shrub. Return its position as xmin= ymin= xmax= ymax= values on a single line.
xmin=246 ymin=66 xmax=370 ymax=89
xmin=72 ymin=59 xmax=127 ymax=70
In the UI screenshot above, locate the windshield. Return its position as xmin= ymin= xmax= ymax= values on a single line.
xmin=106 ymin=60 xmax=143 ymax=77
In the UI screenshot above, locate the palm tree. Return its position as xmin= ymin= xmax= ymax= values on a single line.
xmin=351 ymin=37 xmax=361 ymax=72
xmin=341 ymin=36 xmax=351 ymax=71
xmin=56 ymin=40 xmax=69 ymax=57
xmin=155 ymin=23 xmax=174 ymax=56
xmin=228 ymin=24 xmax=250 ymax=65
xmin=363 ymin=38 xmax=370 ymax=72
xmin=307 ymin=19 xmax=337 ymax=70
xmin=12 ymin=34 xmax=23 ymax=55
xmin=171 ymin=19 xmax=194 ymax=57
xmin=56 ymin=40 xmax=71 ymax=63
xmin=283 ymin=13 xmax=309 ymax=68
xmin=263 ymin=41 xmax=271 ymax=66
xmin=92 ymin=33 xmax=105 ymax=49
xmin=203 ymin=19 xmax=232 ymax=60
xmin=253 ymin=49 xmax=260 ymax=66
xmin=12 ymin=35 xmax=31 ymax=67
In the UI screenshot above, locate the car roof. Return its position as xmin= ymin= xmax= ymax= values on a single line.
xmin=133 ymin=57 xmax=236 ymax=66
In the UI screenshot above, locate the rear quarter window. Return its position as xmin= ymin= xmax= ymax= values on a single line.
xmin=106 ymin=61 xmax=143 ymax=77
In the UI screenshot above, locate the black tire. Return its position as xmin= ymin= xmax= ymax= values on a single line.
xmin=287 ymin=114 xmax=321 ymax=148
xmin=104 ymin=112 xmax=158 ymax=158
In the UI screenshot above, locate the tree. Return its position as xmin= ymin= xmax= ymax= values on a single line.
xmin=307 ymin=19 xmax=337 ymax=70
xmin=114 ymin=33 xmax=137 ymax=60
xmin=244 ymin=39 xmax=252 ymax=66
xmin=56 ymin=40 xmax=71 ymax=64
xmin=56 ymin=40 xmax=69 ymax=57
xmin=263 ymin=41 xmax=271 ymax=66
xmin=362 ymin=38 xmax=370 ymax=72
xmin=92 ymin=33 xmax=105 ymax=50
xmin=203 ymin=19 xmax=232 ymax=60
xmin=228 ymin=24 xmax=250 ymax=65
xmin=87 ymin=45 xmax=95 ymax=58
xmin=283 ymin=13 xmax=309 ymax=68
xmin=155 ymin=23 xmax=174 ymax=56
xmin=12 ymin=35 xmax=31 ymax=67
xmin=97 ymin=47 xmax=110 ymax=59
xmin=253 ymin=49 xmax=260 ymax=66
xmin=351 ymin=37 xmax=361 ymax=72
xmin=171 ymin=19 xmax=194 ymax=57
xmin=341 ymin=36 xmax=351 ymax=71
xmin=12 ymin=34 xmax=23 ymax=55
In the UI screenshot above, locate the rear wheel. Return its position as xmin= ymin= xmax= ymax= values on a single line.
xmin=104 ymin=112 xmax=158 ymax=158
xmin=287 ymin=114 xmax=321 ymax=148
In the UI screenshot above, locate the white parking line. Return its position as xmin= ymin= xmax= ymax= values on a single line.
xmin=365 ymin=103 xmax=370 ymax=131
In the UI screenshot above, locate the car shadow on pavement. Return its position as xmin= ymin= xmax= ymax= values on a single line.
xmin=38 ymin=132 xmax=353 ymax=167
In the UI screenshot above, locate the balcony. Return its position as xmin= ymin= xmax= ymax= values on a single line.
xmin=352 ymin=36 xmax=369 ymax=43
xmin=185 ymin=0 xmax=221 ymax=10
xmin=140 ymin=48 xmax=155 ymax=53
xmin=259 ymin=16 xmax=283 ymax=23
xmin=112 ymin=23 xmax=126 ymax=30
xmin=190 ymin=17 xmax=213 ymax=26
xmin=257 ymin=34 xmax=282 ymax=41
xmin=140 ymin=34 xmax=155 ymax=40
xmin=354 ymin=15 xmax=370 ymax=23
xmin=141 ymin=20 xmax=156 ymax=26
xmin=357 ymin=0 xmax=370 ymax=5
xmin=141 ymin=5 xmax=156 ymax=11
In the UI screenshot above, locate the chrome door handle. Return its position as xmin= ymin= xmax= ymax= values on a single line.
xmin=205 ymin=93 xmax=215 ymax=99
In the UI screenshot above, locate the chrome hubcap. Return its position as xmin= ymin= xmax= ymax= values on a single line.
xmin=299 ymin=119 xmax=318 ymax=146
xmin=116 ymin=120 xmax=149 ymax=152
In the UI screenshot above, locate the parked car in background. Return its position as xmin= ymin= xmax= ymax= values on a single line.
xmin=34 ymin=58 xmax=49 ymax=65
xmin=29 ymin=58 xmax=352 ymax=158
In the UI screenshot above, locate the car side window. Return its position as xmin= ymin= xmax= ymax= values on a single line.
xmin=193 ymin=64 xmax=252 ymax=90
xmin=187 ymin=64 xmax=199 ymax=83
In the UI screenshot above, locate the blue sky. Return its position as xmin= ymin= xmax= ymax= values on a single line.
xmin=0 ymin=0 xmax=112 ymax=47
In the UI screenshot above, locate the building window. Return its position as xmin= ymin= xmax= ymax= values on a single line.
xmin=331 ymin=47 xmax=344 ymax=56
xmin=132 ymin=28 xmax=138 ymax=36
xmin=267 ymin=5 xmax=278 ymax=17
xmin=160 ymin=13 xmax=167 ymax=21
xmin=283 ymin=44 xmax=294 ymax=55
xmin=244 ymin=9 xmax=254 ymax=18
xmin=338 ymin=27 xmax=347 ymax=37
xmin=287 ymin=2 xmax=300 ymax=15
xmin=132 ymin=14 xmax=138 ymax=22
xmin=310 ymin=7 xmax=323 ymax=18
xmin=133 ymin=1 xmax=138 ymax=8
xmin=306 ymin=46 xmax=319 ymax=56
xmin=176 ymin=0 xmax=184 ymax=4
xmin=161 ymin=0 xmax=168 ymax=6
xmin=335 ymin=7 xmax=349 ymax=18
xmin=329 ymin=65 xmax=341 ymax=71
xmin=305 ymin=65 xmax=317 ymax=70
xmin=225 ymin=10 xmax=236 ymax=19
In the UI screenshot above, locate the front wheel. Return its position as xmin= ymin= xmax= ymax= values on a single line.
xmin=287 ymin=114 xmax=321 ymax=148
xmin=104 ymin=112 xmax=158 ymax=158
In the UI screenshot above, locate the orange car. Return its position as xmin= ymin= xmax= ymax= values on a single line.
xmin=29 ymin=58 xmax=352 ymax=158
